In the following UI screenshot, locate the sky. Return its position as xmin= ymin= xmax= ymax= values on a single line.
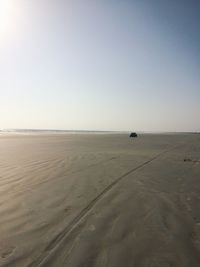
xmin=0 ymin=0 xmax=199 ymax=132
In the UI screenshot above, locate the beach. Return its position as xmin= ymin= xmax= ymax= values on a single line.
xmin=0 ymin=133 xmax=200 ymax=267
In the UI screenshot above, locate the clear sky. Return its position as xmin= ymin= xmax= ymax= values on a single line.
xmin=0 ymin=0 xmax=199 ymax=132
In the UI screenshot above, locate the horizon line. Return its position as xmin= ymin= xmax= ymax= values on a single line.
xmin=0 ymin=128 xmax=199 ymax=134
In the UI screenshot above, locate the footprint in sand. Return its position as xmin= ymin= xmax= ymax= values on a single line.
xmin=64 ymin=206 xmax=72 ymax=213
xmin=88 ymin=224 xmax=96 ymax=232
xmin=1 ymin=246 xmax=15 ymax=259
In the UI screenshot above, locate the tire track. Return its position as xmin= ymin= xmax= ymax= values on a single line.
xmin=29 ymin=145 xmax=180 ymax=267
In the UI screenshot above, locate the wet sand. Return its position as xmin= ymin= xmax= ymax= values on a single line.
xmin=0 ymin=133 xmax=200 ymax=267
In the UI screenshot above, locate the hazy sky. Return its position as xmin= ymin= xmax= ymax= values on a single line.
xmin=0 ymin=0 xmax=199 ymax=132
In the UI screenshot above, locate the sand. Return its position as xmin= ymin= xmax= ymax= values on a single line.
xmin=0 ymin=133 xmax=200 ymax=267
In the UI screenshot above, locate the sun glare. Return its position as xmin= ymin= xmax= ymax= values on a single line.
xmin=0 ymin=0 xmax=16 ymax=39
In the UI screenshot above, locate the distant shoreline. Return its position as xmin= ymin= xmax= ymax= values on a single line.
xmin=0 ymin=129 xmax=199 ymax=135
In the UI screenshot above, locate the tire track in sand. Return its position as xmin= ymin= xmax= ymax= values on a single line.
xmin=29 ymin=145 xmax=180 ymax=267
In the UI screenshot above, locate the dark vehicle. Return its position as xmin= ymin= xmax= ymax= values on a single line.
xmin=130 ymin=132 xmax=137 ymax=138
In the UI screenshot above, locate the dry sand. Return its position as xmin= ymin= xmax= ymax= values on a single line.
xmin=0 ymin=133 xmax=200 ymax=267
